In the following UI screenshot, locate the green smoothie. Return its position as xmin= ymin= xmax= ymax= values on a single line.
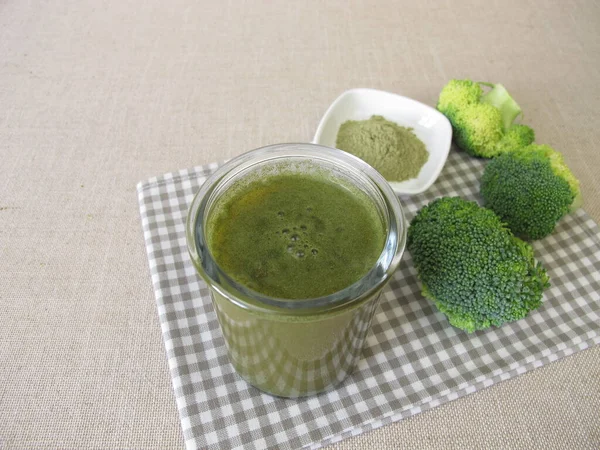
xmin=206 ymin=171 xmax=386 ymax=299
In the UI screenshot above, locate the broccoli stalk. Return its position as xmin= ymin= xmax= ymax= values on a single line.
xmin=478 ymin=82 xmax=523 ymax=131
xmin=437 ymin=79 xmax=535 ymax=158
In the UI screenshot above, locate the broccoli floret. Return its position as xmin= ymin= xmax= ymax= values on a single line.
xmin=437 ymin=79 xmax=482 ymax=120
xmin=453 ymin=103 xmax=503 ymax=157
xmin=481 ymin=144 xmax=582 ymax=240
xmin=407 ymin=197 xmax=549 ymax=333
xmin=494 ymin=124 xmax=536 ymax=155
xmin=437 ymin=79 xmax=535 ymax=158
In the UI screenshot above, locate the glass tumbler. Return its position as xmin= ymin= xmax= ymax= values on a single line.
xmin=186 ymin=143 xmax=406 ymax=397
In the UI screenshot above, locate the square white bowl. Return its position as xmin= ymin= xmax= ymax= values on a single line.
xmin=313 ymin=88 xmax=452 ymax=195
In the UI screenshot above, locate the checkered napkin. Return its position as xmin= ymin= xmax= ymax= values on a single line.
xmin=137 ymin=150 xmax=600 ymax=450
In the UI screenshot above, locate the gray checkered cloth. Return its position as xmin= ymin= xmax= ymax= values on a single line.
xmin=137 ymin=149 xmax=600 ymax=450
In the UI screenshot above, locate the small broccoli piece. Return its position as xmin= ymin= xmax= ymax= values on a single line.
xmin=481 ymin=145 xmax=582 ymax=240
xmin=453 ymin=103 xmax=503 ymax=157
xmin=407 ymin=197 xmax=549 ymax=333
xmin=494 ymin=124 xmax=536 ymax=155
xmin=437 ymin=79 xmax=482 ymax=119
xmin=437 ymin=79 xmax=535 ymax=158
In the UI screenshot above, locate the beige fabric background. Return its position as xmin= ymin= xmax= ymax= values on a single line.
xmin=1 ymin=0 xmax=599 ymax=448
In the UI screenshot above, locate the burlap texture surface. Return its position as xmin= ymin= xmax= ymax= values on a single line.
xmin=1 ymin=0 xmax=598 ymax=448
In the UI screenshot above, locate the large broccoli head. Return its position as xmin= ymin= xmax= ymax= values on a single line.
xmin=481 ymin=144 xmax=582 ymax=240
xmin=407 ymin=197 xmax=549 ymax=333
xmin=437 ymin=79 xmax=535 ymax=158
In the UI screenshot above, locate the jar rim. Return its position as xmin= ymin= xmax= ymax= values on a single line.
xmin=186 ymin=143 xmax=407 ymax=316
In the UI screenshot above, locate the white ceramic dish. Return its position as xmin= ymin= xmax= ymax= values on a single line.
xmin=313 ymin=88 xmax=452 ymax=195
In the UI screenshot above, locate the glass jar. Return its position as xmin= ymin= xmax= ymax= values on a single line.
xmin=186 ymin=143 xmax=406 ymax=397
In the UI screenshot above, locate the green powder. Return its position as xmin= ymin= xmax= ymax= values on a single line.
xmin=335 ymin=115 xmax=429 ymax=182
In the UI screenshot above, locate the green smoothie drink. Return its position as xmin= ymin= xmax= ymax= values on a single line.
xmin=207 ymin=172 xmax=385 ymax=299
xmin=186 ymin=143 xmax=406 ymax=397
